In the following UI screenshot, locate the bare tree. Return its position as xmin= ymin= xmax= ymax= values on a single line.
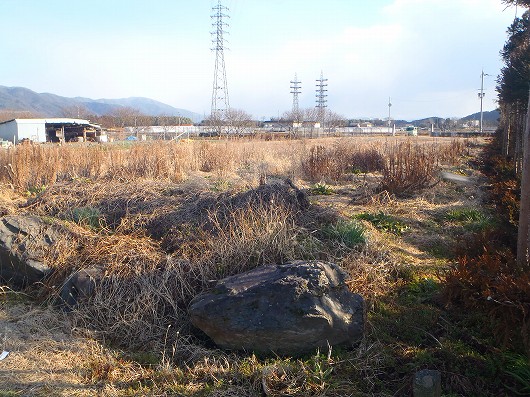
xmin=226 ymin=108 xmax=255 ymax=135
xmin=325 ymin=111 xmax=347 ymax=133
xmin=503 ymin=0 xmax=530 ymax=6
xmin=60 ymin=104 xmax=93 ymax=120
xmin=0 ymin=110 xmax=41 ymax=123
xmin=109 ymin=107 xmax=143 ymax=128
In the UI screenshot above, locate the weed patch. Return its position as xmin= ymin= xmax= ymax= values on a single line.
xmin=67 ymin=206 xmax=105 ymax=230
xmin=446 ymin=207 xmax=494 ymax=231
xmin=321 ymin=220 xmax=366 ymax=249
xmin=310 ymin=182 xmax=334 ymax=195
xmin=355 ymin=211 xmax=408 ymax=235
xmin=502 ymin=353 xmax=530 ymax=395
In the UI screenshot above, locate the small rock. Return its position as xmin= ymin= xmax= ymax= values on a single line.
xmin=413 ymin=369 xmax=442 ymax=397
xmin=58 ymin=267 xmax=104 ymax=310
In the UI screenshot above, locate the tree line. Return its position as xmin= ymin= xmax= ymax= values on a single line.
xmin=0 ymin=106 xmax=193 ymax=129
xmin=497 ymin=0 xmax=530 ymax=268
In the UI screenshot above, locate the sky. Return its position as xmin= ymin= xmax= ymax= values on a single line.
xmin=0 ymin=0 xmax=520 ymax=121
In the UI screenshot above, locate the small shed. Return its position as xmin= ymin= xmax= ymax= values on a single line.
xmin=0 ymin=118 xmax=103 ymax=144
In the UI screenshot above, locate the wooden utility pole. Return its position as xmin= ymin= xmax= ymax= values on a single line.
xmin=517 ymin=86 xmax=530 ymax=269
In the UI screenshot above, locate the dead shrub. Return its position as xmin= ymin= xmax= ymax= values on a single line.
xmin=300 ymin=143 xmax=384 ymax=182
xmin=380 ymin=141 xmax=438 ymax=196
xmin=444 ymin=251 xmax=530 ymax=355
xmin=300 ymin=145 xmax=336 ymax=181
xmin=437 ymin=139 xmax=468 ymax=165
xmin=196 ymin=142 xmax=236 ymax=175
xmin=348 ymin=148 xmax=385 ymax=173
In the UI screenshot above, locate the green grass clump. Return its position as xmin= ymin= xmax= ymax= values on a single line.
xmin=503 ymin=353 xmax=530 ymax=395
xmin=0 ymin=391 xmax=19 ymax=397
xmin=322 ymin=220 xmax=366 ymax=248
xmin=445 ymin=207 xmax=493 ymax=231
xmin=446 ymin=208 xmax=484 ymax=222
xmin=67 ymin=206 xmax=105 ymax=230
xmin=355 ymin=211 xmax=408 ymax=235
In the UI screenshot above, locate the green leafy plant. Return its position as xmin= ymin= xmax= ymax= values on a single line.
xmin=25 ymin=184 xmax=47 ymax=197
xmin=355 ymin=211 xmax=408 ymax=235
xmin=311 ymin=182 xmax=334 ymax=195
xmin=446 ymin=208 xmax=485 ymax=222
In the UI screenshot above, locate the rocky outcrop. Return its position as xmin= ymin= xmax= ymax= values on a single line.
xmin=189 ymin=261 xmax=364 ymax=355
xmin=0 ymin=215 xmax=61 ymax=288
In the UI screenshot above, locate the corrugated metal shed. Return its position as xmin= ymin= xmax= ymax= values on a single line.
xmin=0 ymin=118 xmax=101 ymax=143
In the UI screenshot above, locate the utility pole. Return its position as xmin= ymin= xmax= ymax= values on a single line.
xmin=316 ymin=71 xmax=328 ymax=134
xmin=388 ymin=97 xmax=392 ymax=131
xmin=478 ymin=70 xmax=489 ymax=134
xmin=211 ymin=0 xmax=230 ymax=135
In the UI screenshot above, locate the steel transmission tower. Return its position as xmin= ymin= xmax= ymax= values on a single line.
xmin=316 ymin=71 xmax=328 ymax=128
xmin=290 ymin=73 xmax=302 ymax=121
xmin=211 ymin=0 xmax=230 ymax=131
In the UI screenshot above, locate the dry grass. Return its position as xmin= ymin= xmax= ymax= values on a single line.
xmin=0 ymin=137 xmax=467 ymax=193
xmin=1 ymin=136 xmax=501 ymax=396
xmin=27 ymin=180 xmax=321 ymax=354
xmin=5 ymin=138 xmax=473 ymax=346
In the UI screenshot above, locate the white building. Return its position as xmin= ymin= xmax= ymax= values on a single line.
xmin=0 ymin=118 xmax=102 ymax=143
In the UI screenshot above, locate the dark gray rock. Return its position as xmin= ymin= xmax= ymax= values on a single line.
xmin=189 ymin=261 xmax=364 ymax=355
xmin=58 ymin=267 xmax=104 ymax=310
xmin=0 ymin=215 xmax=62 ymax=288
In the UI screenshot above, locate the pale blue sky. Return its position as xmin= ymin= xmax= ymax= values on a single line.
xmin=0 ymin=0 xmax=518 ymax=120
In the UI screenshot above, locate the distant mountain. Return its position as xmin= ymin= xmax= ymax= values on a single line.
xmin=409 ymin=117 xmax=445 ymax=127
xmin=0 ymin=86 xmax=202 ymax=122
xmin=408 ymin=110 xmax=499 ymax=127
xmin=461 ymin=109 xmax=500 ymax=123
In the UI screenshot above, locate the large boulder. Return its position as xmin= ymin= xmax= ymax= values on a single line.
xmin=189 ymin=261 xmax=364 ymax=355
xmin=0 ymin=215 xmax=62 ymax=288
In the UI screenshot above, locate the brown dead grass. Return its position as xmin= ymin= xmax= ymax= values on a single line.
xmin=0 ymin=136 xmax=486 ymax=396
xmin=0 ymin=301 xmax=98 ymax=396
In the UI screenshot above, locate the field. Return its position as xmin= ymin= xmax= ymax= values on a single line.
xmin=0 ymin=135 xmax=528 ymax=396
